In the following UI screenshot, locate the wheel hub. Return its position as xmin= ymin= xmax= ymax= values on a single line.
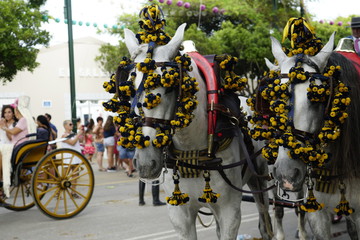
xmin=61 ymin=180 xmax=72 ymax=189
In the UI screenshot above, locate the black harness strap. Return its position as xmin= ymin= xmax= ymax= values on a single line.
xmin=168 ymin=148 xmax=275 ymax=194
xmin=218 ymin=169 xmax=275 ymax=194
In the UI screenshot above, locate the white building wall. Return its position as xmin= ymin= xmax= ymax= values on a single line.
xmin=0 ymin=37 xmax=115 ymax=134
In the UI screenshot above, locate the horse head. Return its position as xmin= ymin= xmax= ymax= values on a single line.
xmin=123 ymin=24 xmax=187 ymax=179
xmin=270 ymin=33 xmax=336 ymax=191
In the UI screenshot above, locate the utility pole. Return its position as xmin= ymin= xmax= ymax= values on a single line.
xmin=64 ymin=0 xmax=77 ymax=131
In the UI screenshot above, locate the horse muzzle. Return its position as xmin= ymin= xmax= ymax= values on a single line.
xmin=133 ymin=157 xmax=163 ymax=179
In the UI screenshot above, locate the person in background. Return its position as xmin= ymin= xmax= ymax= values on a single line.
xmin=76 ymin=117 xmax=82 ymax=131
xmin=93 ymin=117 xmax=105 ymax=171
xmin=36 ymin=115 xmax=52 ymax=141
xmin=0 ymin=105 xmax=18 ymax=144
xmin=113 ymin=134 xmax=120 ymax=169
xmin=347 ymin=17 xmax=360 ymax=55
xmin=114 ymin=125 xmax=135 ymax=175
xmin=83 ymin=119 xmax=95 ymax=163
xmin=103 ymin=116 xmax=116 ymax=172
xmin=61 ymin=120 xmax=84 ymax=199
xmin=45 ymin=113 xmax=58 ymax=150
xmin=118 ymin=145 xmax=135 ymax=177
xmin=76 ymin=117 xmax=85 ymax=153
xmin=114 ymin=126 xmax=124 ymax=170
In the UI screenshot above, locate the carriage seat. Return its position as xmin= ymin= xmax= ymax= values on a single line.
xmin=11 ymin=137 xmax=48 ymax=168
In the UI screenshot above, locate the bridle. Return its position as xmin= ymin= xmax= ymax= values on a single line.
xmin=115 ymin=60 xmax=184 ymax=132
xmin=256 ymin=56 xmax=335 ymax=146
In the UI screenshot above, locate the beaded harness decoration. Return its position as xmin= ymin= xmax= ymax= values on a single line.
xmin=247 ymin=17 xmax=353 ymax=215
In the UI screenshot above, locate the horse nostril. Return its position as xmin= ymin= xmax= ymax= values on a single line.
xmin=293 ymin=168 xmax=300 ymax=178
xmin=273 ymin=166 xmax=277 ymax=177
xmin=151 ymin=159 xmax=156 ymax=169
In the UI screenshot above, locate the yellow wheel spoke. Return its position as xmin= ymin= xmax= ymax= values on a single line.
xmin=37 ymin=185 xmax=58 ymax=197
xmin=40 ymin=168 xmax=58 ymax=181
xmin=72 ymin=188 xmax=86 ymax=199
xmin=50 ymin=158 xmax=62 ymax=177
xmin=64 ymin=157 xmax=74 ymax=176
xmin=54 ymin=191 xmax=61 ymax=214
xmin=43 ymin=189 xmax=59 ymax=207
xmin=36 ymin=179 xmax=58 ymax=184
xmin=12 ymin=185 xmax=20 ymax=205
xmin=67 ymin=188 xmax=80 ymax=208
xmin=63 ymin=190 xmax=68 ymax=215
xmin=70 ymin=172 xmax=89 ymax=182
xmin=21 ymin=184 xmax=26 ymax=206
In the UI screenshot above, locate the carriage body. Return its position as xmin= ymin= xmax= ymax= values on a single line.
xmin=1 ymin=134 xmax=95 ymax=219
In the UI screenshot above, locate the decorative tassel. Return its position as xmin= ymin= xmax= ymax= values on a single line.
xmin=300 ymin=188 xmax=324 ymax=212
xmin=198 ymin=171 xmax=220 ymax=203
xmin=166 ymin=173 xmax=189 ymax=206
xmin=334 ymin=182 xmax=354 ymax=216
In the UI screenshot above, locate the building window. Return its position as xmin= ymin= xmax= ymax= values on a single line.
xmin=43 ymin=100 xmax=52 ymax=108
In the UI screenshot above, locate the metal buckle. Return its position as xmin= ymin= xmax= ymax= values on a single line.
xmin=275 ymin=181 xmax=308 ymax=202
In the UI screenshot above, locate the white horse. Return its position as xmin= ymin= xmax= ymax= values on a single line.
xmin=270 ymin=32 xmax=360 ymax=239
xmin=123 ymin=23 xmax=273 ymax=240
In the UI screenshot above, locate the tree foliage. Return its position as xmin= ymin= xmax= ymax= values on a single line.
xmin=311 ymin=16 xmax=354 ymax=46
xmin=96 ymin=0 xmax=355 ymax=93
xmin=0 ymin=0 xmax=50 ymax=83
xmin=97 ymin=0 xmax=300 ymax=80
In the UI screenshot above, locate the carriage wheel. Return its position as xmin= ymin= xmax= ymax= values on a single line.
xmin=31 ymin=148 xmax=94 ymax=219
xmin=2 ymin=168 xmax=46 ymax=211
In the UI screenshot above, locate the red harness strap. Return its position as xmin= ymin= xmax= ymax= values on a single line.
xmin=337 ymin=51 xmax=360 ymax=76
xmin=187 ymin=52 xmax=218 ymax=156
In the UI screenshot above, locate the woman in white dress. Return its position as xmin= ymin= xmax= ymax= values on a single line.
xmin=0 ymin=96 xmax=37 ymax=197
xmin=0 ymin=105 xmax=17 ymax=144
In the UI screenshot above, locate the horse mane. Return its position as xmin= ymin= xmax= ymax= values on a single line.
xmin=327 ymin=52 xmax=360 ymax=178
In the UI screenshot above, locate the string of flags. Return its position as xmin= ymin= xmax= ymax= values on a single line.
xmin=318 ymin=20 xmax=350 ymax=26
xmin=42 ymin=15 xmax=126 ymax=30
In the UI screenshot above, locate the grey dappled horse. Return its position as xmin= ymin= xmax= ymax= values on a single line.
xmin=124 ymin=23 xmax=273 ymax=240
xmin=271 ymin=32 xmax=360 ymax=239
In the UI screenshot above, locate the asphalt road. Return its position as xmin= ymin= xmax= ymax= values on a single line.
xmin=0 ymin=164 xmax=351 ymax=240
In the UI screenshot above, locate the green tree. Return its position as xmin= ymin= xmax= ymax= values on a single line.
xmin=0 ymin=0 xmax=50 ymax=83
xmin=97 ymin=0 xmax=301 ymax=82
xmin=311 ymin=16 xmax=354 ymax=46
xmin=96 ymin=13 xmax=139 ymax=74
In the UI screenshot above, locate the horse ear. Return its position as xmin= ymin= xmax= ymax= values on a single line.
xmin=124 ymin=28 xmax=139 ymax=58
xmin=264 ymin=58 xmax=279 ymax=71
xmin=163 ymin=23 xmax=187 ymax=58
xmin=311 ymin=32 xmax=336 ymax=72
xmin=270 ymin=36 xmax=287 ymax=64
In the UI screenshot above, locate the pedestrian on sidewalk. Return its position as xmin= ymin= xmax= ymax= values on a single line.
xmin=103 ymin=116 xmax=116 ymax=172
xmin=93 ymin=116 xmax=105 ymax=171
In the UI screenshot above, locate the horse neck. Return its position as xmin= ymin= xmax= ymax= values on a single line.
xmin=172 ymin=68 xmax=208 ymax=151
